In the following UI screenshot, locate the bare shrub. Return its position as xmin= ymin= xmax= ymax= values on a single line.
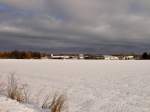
xmin=51 ymin=94 xmax=67 ymax=112
xmin=7 ymin=74 xmax=30 ymax=103
xmin=42 ymin=93 xmax=67 ymax=112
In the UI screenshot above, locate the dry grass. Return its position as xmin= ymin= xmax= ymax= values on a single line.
xmin=2 ymin=74 xmax=67 ymax=112
xmin=7 ymin=74 xmax=29 ymax=103
xmin=42 ymin=94 xmax=67 ymax=112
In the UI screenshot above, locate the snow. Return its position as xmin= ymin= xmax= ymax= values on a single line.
xmin=0 ymin=96 xmax=40 ymax=112
xmin=0 ymin=60 xmax=150 ymax=112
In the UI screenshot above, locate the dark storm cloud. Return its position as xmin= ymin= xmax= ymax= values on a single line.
xmin=0 ymin=0 xmax=150 ymax=53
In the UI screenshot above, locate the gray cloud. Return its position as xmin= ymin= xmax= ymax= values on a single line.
xmin=0 ymin=0 xmax=150 ymax=53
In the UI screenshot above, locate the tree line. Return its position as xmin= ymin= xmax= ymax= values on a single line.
xmin=0 ymin=50 xmax=46 ymax=59
xmin=141 ymin=52 xmax=150 ymax=60
xmin=0 ymin=50 xmax=150 ymax=60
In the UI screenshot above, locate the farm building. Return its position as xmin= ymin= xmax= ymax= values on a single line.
xmin=103 ymin=55 xmax=119 ymax=60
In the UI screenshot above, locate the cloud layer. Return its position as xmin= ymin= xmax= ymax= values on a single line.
xmin=0 ymin=0 xmax=150 ymax=53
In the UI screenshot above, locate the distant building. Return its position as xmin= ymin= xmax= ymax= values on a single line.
xmin=78 ymin=54 xmax=84 ymax=59
xmin=112 ymin=54 xmax=136 ymax=60
xmin=50 ymin=54 xmax=70 ymax=59
xmin=104 ymin=55 xmax=119 ymax=60
xmin=123 ymin=56 xmax=135 ymax=60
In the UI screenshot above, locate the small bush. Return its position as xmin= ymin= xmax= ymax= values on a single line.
xmin=42 ymin=94 xmax=67 ymax=112
xmin=7 ymin=74 xmax=29 ymax=103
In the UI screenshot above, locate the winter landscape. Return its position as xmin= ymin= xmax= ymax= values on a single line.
xmin=0 ymin=60 xmax=150 ymax=112
xmin=1 ymin=0 xmax=150 ymax=112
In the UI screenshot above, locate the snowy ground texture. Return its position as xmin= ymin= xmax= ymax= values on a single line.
xmin=0 ymin=96 xmax=40 ymax=112
xmin=0 ymin=60 xmax=150 ymax=112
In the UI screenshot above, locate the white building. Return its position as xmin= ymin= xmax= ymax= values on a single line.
xmin=79 ymin=54 xmax=84 ymax=59
xmin=104 ymin=55 xmax=119 ymax=60
xmin=123 ymin=56 xmax=134 ymax=60
xmin=51 ymin=54 xmax=70 ymax=59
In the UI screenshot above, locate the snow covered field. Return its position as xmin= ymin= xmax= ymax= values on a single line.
xmin=0 ymin=60 xmax=150 ymax=112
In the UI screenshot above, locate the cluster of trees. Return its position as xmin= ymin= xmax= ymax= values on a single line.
xmin=84 ymin=54 xmax=104 ymax=60
xmin=0 ymin=50 xmax=46 ymax=59
xmin=141 ymin=52 xmax=150 ymax=60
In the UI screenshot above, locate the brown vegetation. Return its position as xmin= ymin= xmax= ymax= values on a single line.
xmin=7 ymin=74 xmax=29 ymax=103
xmin=42 ymin=94 xmax=67 ymax=112
xmin=0 ymin=50 xmax=46 ymax=59
xmin=0 ymin=74 xmax=67 ymax=112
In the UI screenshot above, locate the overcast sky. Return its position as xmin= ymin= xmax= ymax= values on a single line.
xmin=0 ymin=0 xmax=150 ymax=54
